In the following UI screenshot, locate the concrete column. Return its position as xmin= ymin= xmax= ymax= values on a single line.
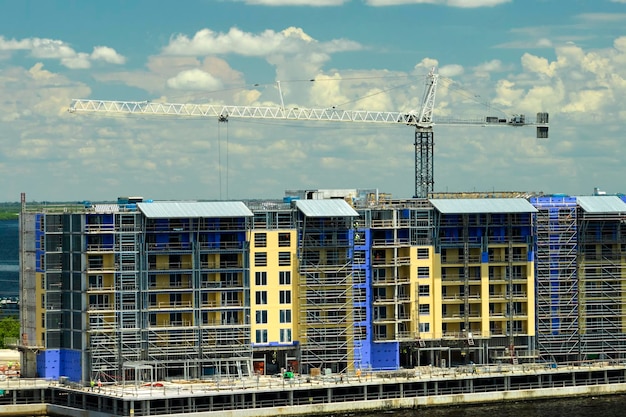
xmin=504 ymin=376 xmax=510 ymax=390
xmin=363 ymin=385 xmax=368 ymax=400
xmin=378 ymin=384 xmax=383 ymax=399
xmin=400 ymin=383 xmax=404 ymax=398
xmin=327 ymin=387 xmax=332 ymax=403
xmin=289 ymin=390 xmax=294 ymax=406
xmin=434 ymin=381 xmax=438 ymax=395
xmin=252 ymin=392 xmax=256 ymax=408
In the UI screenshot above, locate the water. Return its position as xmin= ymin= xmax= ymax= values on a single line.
xmin=0 ymin=220 xmax=19 ymax=299
xmin=353 ymin=394 xmax=626 ymax=417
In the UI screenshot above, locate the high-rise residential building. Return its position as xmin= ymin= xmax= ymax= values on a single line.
xmin=17 ymin=191 xmax=626 ymax=383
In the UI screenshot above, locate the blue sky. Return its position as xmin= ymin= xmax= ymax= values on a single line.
xmin=1 ymin=0 xmax=625 ymax=201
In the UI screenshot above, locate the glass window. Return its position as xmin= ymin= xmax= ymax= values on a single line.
xmin=279 ymin=290 xmax=291 ymax=304
xmin=255 ymin=310 xmax=268 ymax=324
xmin=418 ymin=285 xmax=430 ymax=296
xmin=419 ymin=322 xmax=430 ymax=332
xmin=278 ymin=232 xmax=291 ymax=247
xmin=419 ymin=304 xmax=430 ymax=315
xmin=280 ymin=309 xmax=292 ymax=323
xmin=280 ymin=328 xmax=292 ymax=343
xmin=418 ymin=267 xmax=430 ymax=279
xmin=255 ymin=329 xmax=267 ymax=343
xmin=417 ymin=248 xmax=429 ymax=259
xmin=278 ymin=252 xmax=291 ymax=266
xmin=255 ymin=291 xmax=267 ymax=305
xmin=279 ymin=271 xmax=291 ymax=285
xmin=255 ymin=271 xmax=267 ymax=286
xmin=254 ymin=233 xmax=267 ymax=248
xmin=255 ymin=252 xmax=267 ymax=267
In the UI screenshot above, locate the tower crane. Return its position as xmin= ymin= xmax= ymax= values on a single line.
xmin=69 ymin=69 xmax=549 ymax=198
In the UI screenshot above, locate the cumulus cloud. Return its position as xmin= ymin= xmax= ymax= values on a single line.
xmin=161 ymin=27 xmax=361 ymax=103
xmin=91 ymin=46 xmax=126 ymax=65
xmin=0 ymin=36 xmax=126 ymax=69
xmin=439 ymin=64 xmax=464 ymax=77
xmin=492 ymin=37 xmax=626 ymax=121
xmin=163 ymin=26 xmax=360 ymax=57
xmin=166 ymin=69 xmax=224 ymax=91
xmin=366 ymin=0 xmax=510 ymax=7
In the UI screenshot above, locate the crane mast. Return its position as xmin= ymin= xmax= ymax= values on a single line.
xmin=69 ymin=69 xmax=548 ymax=198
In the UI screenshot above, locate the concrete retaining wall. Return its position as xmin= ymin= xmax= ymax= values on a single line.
xmin=132 ymin=383 xmax=626 ymax=417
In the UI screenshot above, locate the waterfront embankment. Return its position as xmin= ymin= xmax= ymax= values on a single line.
xmin=3 ymin=363 xmax=626 ymax=417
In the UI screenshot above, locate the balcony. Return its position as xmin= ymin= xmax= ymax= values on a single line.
xmin=147 ymin=242 xmax=192 ymax=252
xmin=441 ymin=256 xmax=481 ymax=265
xmin=442 ymin=293 xmax=482 ymax=302
xmin=84 ymin=224 xmax=116 ymax=233
xmin=371 ymin=238 xmax=411 ymax=247
xmin=372 ymin=275 xmax=410 ymax=285
xmin=200 ymin=260 xmax=243 ymax=270
xmin=148 ymin=300 xmax=193 ymax=310
xmin=148 ymin=261 xmax=194 ymax=271
xmin=200 ymin=300 xmax=244 ymax=308
xmin=488 ymin=254 xmax=527 ymax=263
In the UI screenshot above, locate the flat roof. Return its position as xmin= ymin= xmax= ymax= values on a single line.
xmin=430 ymin=198 xmax=538 ymax=214
xmin=137 ymin=201 xmax=253 ymax=218
xmin=576 ymin=196 xmax=626 ymax=213
xmin=295 ymin=199 xmax=359 ymax=217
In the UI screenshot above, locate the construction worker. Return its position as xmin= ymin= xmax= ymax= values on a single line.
xmin=90 ymin=379 xmax=95 ymax=391
xmin=97 ymin=378 xmax=102 ymax=392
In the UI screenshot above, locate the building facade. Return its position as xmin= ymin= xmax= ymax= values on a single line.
xmin=18 ymin=191 xmax=626 ymax=383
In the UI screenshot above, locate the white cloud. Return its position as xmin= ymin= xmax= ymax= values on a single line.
xmin=0 ymin=36 xmax=125 ymax=69
xmin=162 ymin=27 xmax=361 ymax=103
xmin=163 ymin=26 xmax=360 ymax=57
xmin=439 ymin=64 xmax=464 ymax=78
xmin=91 ymin=46 xmax=126 ymax=65
xmin=576 ymin=13 xmax=626 ymax=22
xmin=166 ymin=69 xmax=224 ymax=91
xmin=366 ymin=0 xmax=510 ymax=7
xmin=494 ymin=38 xmax=553 ymax=49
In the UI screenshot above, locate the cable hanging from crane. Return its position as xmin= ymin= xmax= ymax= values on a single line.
xmin=68 ymin=67 xmax=548 ymax=199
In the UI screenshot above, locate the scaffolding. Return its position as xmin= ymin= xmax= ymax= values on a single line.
xmin=532 ymin=196 xmax=579 ymax=362
xmin=296 ymin=211 xmax=358 ymax=374
xmin=370 ymin=207 xmax=414 ymax=342
xmin=433 ymin=201 xmax=536 ymax=365
xmin=577 ymin=198 xmax=626 ymax=361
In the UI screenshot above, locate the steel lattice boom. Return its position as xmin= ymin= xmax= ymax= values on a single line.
xmin=69 ymin=69 xmax=548 ymax=198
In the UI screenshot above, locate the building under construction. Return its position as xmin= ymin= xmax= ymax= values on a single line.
xmin=17 ymin=190 xmax=626 ymax=384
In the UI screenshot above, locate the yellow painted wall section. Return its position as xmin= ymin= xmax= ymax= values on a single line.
xmin=481 ymin=263 xmax=490 ymax=338
xmin=250 ymin=230 xmax=297 ymax=345
xmin=411 ymin=246 xmax=437 ymax=340
xmin=527 ymin=260 xmax=536 ymax=336
xmin=34 ymin=272 xmax=44 ymax=345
